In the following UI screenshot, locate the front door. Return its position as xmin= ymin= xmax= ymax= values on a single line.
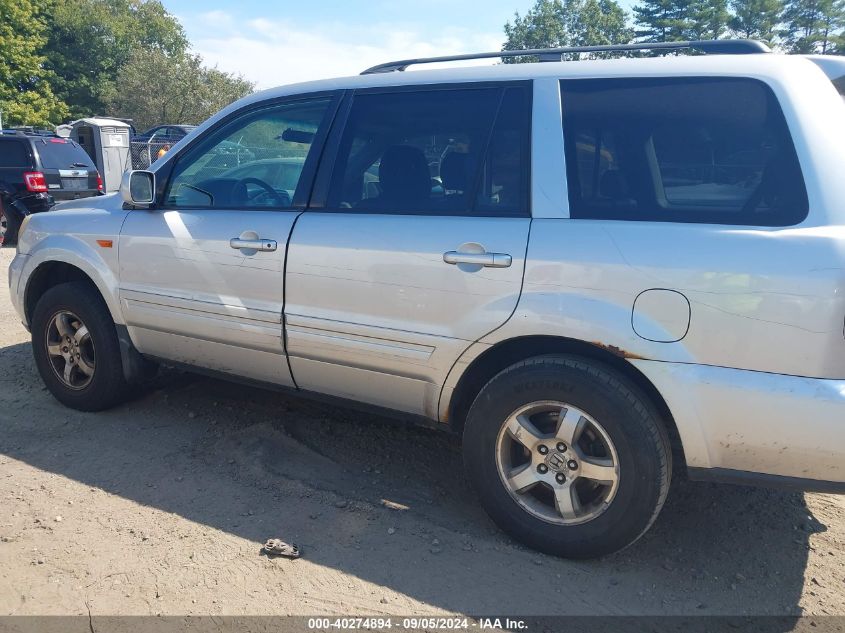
xmin=284 ymin=84 xmax=532 ymax=417
xmin=119 ymin=94 xmax=337 ymax=385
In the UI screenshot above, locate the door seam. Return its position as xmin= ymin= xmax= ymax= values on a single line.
xmin=436 ymin=217 xmax=534 ymax=423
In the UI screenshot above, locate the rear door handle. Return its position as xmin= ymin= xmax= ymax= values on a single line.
xmin=230 ymin=238 xmax=277 ymax=252
xmin=443 ymin=251 xmax=512 ymax=268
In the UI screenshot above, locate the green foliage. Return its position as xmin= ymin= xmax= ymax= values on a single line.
xmin=103 ymin=49 xmax=255 ymax=131
xmin=634 ymin=0 xmax=729 ymax=41
xmin=503 ymin=0 xmax=633 ymax=60
xmin=633 ymin=0 xmax=685 ymax=41
xmin=0 ymin=0 xmax=69 ymax=126
xmin=729 ymin=0 xmax=784 ymax=41
xmin=43 ymin=0 xmax=189 ymax=119
xmin=782 ymin=0 xmax=845 ymax=52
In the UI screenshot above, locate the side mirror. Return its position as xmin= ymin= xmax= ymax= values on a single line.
xmin=121 ymin=170 xmax=155 ymax=206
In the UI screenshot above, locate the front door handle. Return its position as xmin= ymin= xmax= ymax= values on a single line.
xmin=230 ymin=237 xmax=277 ymax=252
xmin=443 ymin=251 xmax=512 ymax=268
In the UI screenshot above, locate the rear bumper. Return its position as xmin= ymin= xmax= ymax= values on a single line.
xmin=631 ymin=360 xmax=845 ymax=489
xmin=20 ymin=193 xmax=53 ymax=214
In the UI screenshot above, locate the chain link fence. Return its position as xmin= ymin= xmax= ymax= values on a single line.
xmin=129 ymin=141 xmax=174 ymax=169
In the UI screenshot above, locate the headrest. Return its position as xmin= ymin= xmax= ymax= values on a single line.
xmin=441 ymin=152 xmax=472 ymax=193
xmin=379 ymin=145 xmax=430 ymax=201
xmin=599 ymin=170 xmax=625 ymax=199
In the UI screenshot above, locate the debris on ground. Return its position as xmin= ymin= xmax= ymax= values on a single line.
xmin=262 ymin=538 xmax=301 ymax=559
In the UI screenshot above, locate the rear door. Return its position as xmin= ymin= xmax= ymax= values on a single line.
xmin=284 ymin=83 xmax=532 ymax=417
xmin=118 ymin=93 xmax=338 ymax=385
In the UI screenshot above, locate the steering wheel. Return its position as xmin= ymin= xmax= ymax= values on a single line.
xmin=233 ymin=177 xmax=288 ymax=206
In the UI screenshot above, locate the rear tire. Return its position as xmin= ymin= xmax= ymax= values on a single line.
xmin=463 ymin=355 xmax=671 ymax=559
xmin=31 ymin=281 xmax=130 ymax=411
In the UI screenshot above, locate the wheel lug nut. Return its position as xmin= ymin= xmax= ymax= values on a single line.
xmin=556 ymin=473 xmax=566 ymax=484
xmin=537 ymin=464 xmax=548 ymax=474
xmin=537 ymin=445 xmax=549 ymax=455
xmin=556 ymin=442 xmax=567 ymax=452
xmin=567 ymin=460 xmax=578 ymax=470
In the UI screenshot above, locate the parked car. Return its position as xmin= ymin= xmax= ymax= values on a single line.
xmin=9 ymin=41 xmax=845 ymax=559
xmin=131 ymin=124 xmax=196 ymax=144
xmin=0 ymin=131 xmax=102 ymax=243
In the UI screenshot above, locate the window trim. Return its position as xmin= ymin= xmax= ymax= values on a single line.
xmin=560 ymin=76 xmax=810 ymax=227
xmin=153 ymin=90 xmax=341 ymax=212
xmin=309 ymin=80 xmax=532 ymax=219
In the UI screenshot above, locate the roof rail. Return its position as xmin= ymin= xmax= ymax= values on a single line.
xmin=361 ymin=39 xmax=771 ymax=74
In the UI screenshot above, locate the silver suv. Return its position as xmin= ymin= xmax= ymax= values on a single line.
xmin=9 ymin=41 xmax=845 ymax=559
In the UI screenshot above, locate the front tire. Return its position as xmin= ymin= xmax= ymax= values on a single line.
xmin=31 ymin=282 xmax=130 ymax=411
xmin=463 ymin=355 xmax=671 ymax=559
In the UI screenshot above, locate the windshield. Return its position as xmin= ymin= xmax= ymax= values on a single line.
xmin=35 ymin=138 xmax=95 ymax=169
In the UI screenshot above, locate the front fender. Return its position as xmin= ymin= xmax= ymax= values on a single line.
xmin=20 ymin=234 xmax=124 ymax=328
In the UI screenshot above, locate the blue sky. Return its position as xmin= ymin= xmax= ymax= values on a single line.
xmin=161 ymin=0 xmax=626 ymax=88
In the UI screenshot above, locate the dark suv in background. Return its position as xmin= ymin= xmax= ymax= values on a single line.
xmin=0 ymin=130 xmax=102 ymax=243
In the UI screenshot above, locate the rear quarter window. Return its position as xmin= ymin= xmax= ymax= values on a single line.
xmin=34 ymin=138 xmax=95 ymax=169
xmin=0 ymin=140 xmax=30 ymax=168
xmin=561 ymin=77 xmax=809 ymax=227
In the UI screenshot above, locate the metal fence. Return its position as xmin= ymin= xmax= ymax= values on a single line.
xmin=129 ymin=141 xmax=173 ymax=170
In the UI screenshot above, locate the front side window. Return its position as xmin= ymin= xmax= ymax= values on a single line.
xmin=166 ymin=97 xmax=333 ymax=209
xmin=561 ymin=78 xmax=808 ymax=226
xmin=327 ymin=84 xmax=530 ymax=217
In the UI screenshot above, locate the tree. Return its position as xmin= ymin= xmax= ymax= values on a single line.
xmin=687 ymin=0 xmax=731 ymax=39
xmin=42 ymin=0 xmax=188 ymax=119
xmin=782 ymin=0 xmax=845 ymax=52
xmin=634 ymin=0 xmax=729 ymax=41
xmin=503 ymin=0 xmax=633 ymax=60
xmin=104 ymin=49 xmax=254 ymax=131
xmin=818 ymin=0 xmax=845 ymax=51
xmin=0 ymin=0 xmax=68 ymax=126
xmin=633 ymin=0 xmax=687 ymax=41
xmin=729 ymin=0 xmax=784 ymax=42
xmin=570 ymin=0 xmax=635 ymax=46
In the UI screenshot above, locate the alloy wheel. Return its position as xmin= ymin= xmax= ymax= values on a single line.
xmin=45 ymin=310 xmax=96 ymax=390
xmin=495 ymin=400 xmax=620 ymax=526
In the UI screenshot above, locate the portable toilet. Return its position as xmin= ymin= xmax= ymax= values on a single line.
xmin=69 ymin=118 xmax=131 ymax=193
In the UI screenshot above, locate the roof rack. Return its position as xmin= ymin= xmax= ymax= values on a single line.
xmin=0 ymin=127 xmax=57 ymax=137
xmin=361 ymin=39 xmax=771 ymax=74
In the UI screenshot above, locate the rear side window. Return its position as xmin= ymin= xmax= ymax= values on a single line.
xmin=0 ymin=140 xmax=29 ymax=167
xmin=561 ymin=78 xmax=808 ymax=226
xmin=327 ymin=84 xmax=530 ymax=217
xmin=35 ymin=138 xmax=95 ymax=169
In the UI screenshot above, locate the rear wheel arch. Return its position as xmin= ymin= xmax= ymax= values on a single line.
xmin=446 ymin=335 xmax=685 ymax=468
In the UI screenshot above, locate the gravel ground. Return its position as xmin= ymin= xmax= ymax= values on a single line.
xmin=0 ymin=246 xmax=844 ymax=617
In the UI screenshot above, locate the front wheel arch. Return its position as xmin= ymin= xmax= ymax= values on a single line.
xmin=24 ymin=262 xmax=153 ymax=384
xmin=25 ymin=261 xmax=105 ymax=326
